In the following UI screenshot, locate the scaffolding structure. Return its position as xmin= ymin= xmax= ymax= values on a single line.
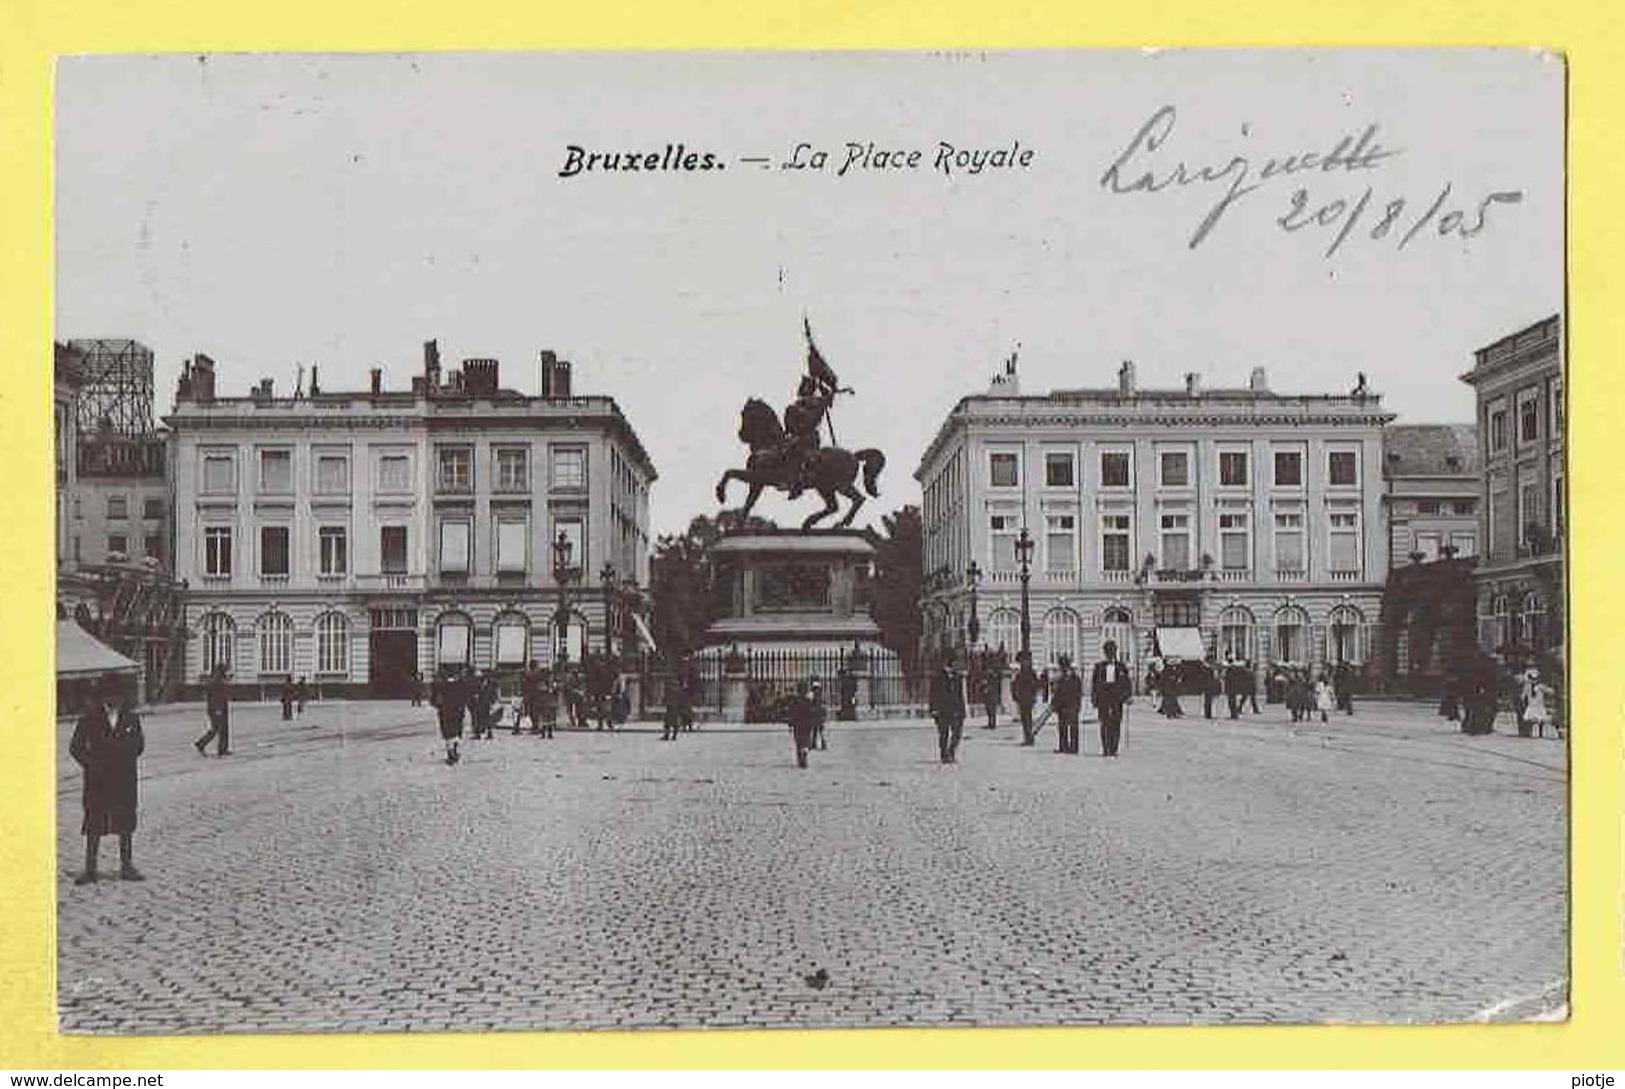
xmin=67 ymin=339 xmax=155 ymax=438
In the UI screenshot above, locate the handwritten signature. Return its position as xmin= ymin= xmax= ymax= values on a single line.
xmin=1100 ymin=106 xmax=1523 ymax=254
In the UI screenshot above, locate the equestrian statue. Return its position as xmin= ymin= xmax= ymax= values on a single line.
xmin=715 ymin=320 xmax=886 ymax=531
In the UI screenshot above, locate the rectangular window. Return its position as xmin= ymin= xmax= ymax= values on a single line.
xmin=552 ymin=448 xmax=586 ymax=489
xmin=204 ymin=527 xmax=232 ymax=576
xmin=1219 ymin=450 xmax=1249 ymax=487
xmin=142 ymin=497 xmax=162 ymax=521
xmin=1450 ymin=531 xmax=1477 ymax=558
xmin=1273 ymin=450 xmax=1303 ymax=487
xmin=989 ymin=513 xmax=1018 ymax=570
xmin=319 ymin=526 xmax=348 ymax=576
xmin=1219 ymin=512 xmax=1249 ymax=569
xmin=437 ymin=447 xmax=473 ymax=493
xmin=496 ymin=519 xmax=527 ymax=573
xmin=259 ymin=450 xmax=293 ymax=494
xmin=1043 ymin=452 xmax=1074 ymax=488
xmin=1101 ymin=515 xmax=1131 ymax=571
xmin=1328 ymin=512 xmax=1359 ymax=572
xmin=1273 ymin=511 xmax=1304 ymax=571
xmin=260 ymin=526 xmax=290 ymax=576
xmin=315 ymin=454 xmax=350 ymax=495
xmin=1159 ymin=513 xmax=1191 ymax=569
xmin=1100 ymin=451 xmax=1131 ymax=488
xmin=144 ymin=534 xmax=161 ymax=559
xmin=495 ymin=622 xmax=528 ymax=666
xmin=1519 ymin=396 xmax=1540 ymax=443
xmin=1489 ymin=409 xmax=1509 ymax=452
xmin=1044 ymin=514 xmax=1076 ymax=572
xmin=106 ymin=534 xmax=127 ymax=556
xmin=989 ymin=451 xmax=1020 ymax=488
xmin=378 ymin=454 xmax=411 ymax=493
xmin=106 ymin=494 xmax=128 ymax=520
xmin=1159 ymin=451 xmax=1190 ymax=488
xmin=496 ymin=447 xmax=529 ymax=492
xmin=440 ymin=521 xmax=471 ymax=574
xmin=1552 ymin=472 xmax=1564 ymax=535
xmin=380 ymin=526 xmax=408 ymax=573
xmin=1519 ymin=481 xmax=1543 ymax=544
xmin=72 ymin=536 xmax=81 ymax=563
xmin=202 ymin=454 xmax=235 ymax=495
xmin=1452 ymin=499 xmax=1477 ymax=516
xmin=1417 ymin=500 xmax=1442 ymax=515
xmin=1415 ymin=531 xmax=1441 ymax=562
xmin=1328 ymin=450 xmax=1358 ymax=487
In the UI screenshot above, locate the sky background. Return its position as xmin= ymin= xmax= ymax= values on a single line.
xmin=56 ymin=49 xmax=1564 ymax=537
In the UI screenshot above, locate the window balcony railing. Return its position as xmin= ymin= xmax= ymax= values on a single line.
xmin=355 ymin=573 xmax=427 ymax=592
xmin=259 ymin=573 xmax=291 ymax=587
xmin=1328 ymin=569 xmax=1363 ymax=582
xmin=1274 ymin=568 xmax=1307 ymax=582
xmin=1100 ymin=569 xmax=1133 ymax=582
xmin=1217 ymin=568 xmax=1253 ymax=582
xmin=435 ymin=479 xmax=474 ymax=496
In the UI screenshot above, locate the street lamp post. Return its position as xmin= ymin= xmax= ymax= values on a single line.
xmin=599 ymin=563 xmax=617 ymax=656
xmin=1015 ymin=528 xmax=1034 ymax=662
xmin=551 ymin=531 xmax=578 ymax=662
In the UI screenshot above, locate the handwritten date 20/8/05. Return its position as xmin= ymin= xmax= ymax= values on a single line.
xmin=1280 ymin=183 xmax=1522 ymax=258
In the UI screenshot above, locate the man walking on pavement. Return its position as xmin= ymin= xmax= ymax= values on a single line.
xmin=1011 ymin=650 xmax=1042 ymax=747
xmin=981 ymin=652 xmax=1004 ymax=730
xmin=70 ymin=675 xmax=146 ymax=884
xmin=784 ymin=679 xmax=820 ymax=768
xmin=195 ymin=663 xmax=231 ymax=756
xmin=929 ymin=656 xmax=968 ymax=764
xmin=1091 ymin=639 xmax=1133 ymax=758
xmin=1051 ymin=655 xmax=1084 ymax=754
xmin=1223 ymin=657 xmax=1248 ymax=720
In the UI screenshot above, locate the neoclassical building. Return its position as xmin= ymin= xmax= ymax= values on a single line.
xmin=1461 ymin=314 xmax=1564 ymax=658
xmin=916 ymin=362 xmax=1392 ymax=684
xmin=166 ymin=344 xmax=655 ymax=697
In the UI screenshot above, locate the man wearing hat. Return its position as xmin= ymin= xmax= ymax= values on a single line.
xmin=69 ymin=674 xmax=146 ymax=884
xmin=1091 ymin=640 xmax=1133 ymax=758
xmin=1050 ymin=655 xmax=1084 ymax=754
xmin=929 ymin=656 xmax=968 ymax=764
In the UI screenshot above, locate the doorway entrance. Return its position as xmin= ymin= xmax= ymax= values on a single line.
xmin=368 ymin=607 xmax=420 ymax=698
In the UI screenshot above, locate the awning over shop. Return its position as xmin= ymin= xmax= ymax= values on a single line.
xmin=56 ymin=620 xmax=140 ymax=680
xmin=1155 ymin=626 xmax=1206 ymax=660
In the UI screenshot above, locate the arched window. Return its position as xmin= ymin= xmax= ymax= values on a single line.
xmin=493 ymin=611 xmax=531 ymax=667
xmin=986 ymin=608 xmax=1021 ymax=659
xmin=200 ymin=612 xmax=235 ymax=676
xmin=1218 ymin=605 xmax=1256 ymax=662
xmin=1273 ymin=605 xmax=1310 ymax=665
xmin=1491 ymin=593 xmax=1511 ymax=650
xmin=1101 ymin=606 xmax=1136 ymax=672
xmin=315 ymin=611 xmax=350 ymax=676
xmin=1328 ymin=604 xmax=1366 ymax=664
xmin=1043 ymin=607 xmax=1081 ymax=667
xmin=256 ymin=610 xmax=293 ymax=676
xmin=436 ymin=611 xmax=473 ymax=671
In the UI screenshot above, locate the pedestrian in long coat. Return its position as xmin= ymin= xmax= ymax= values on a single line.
xmin=436 ymin=668 xmax=469 ymax=764
xmin=980 ymin=655 xmax=1004 ymax=730
xmin=1011 ymin=653 xmax=1042 ymax=747
xmin=70 ymin=675 xmax=146 ymax=884
xmin=1050 ymin=655 xmax=1084 ymax=754
xmin=784 ymin=681 xmax=820 ymax=768
xmin=1091 ymin=640 xmax=1133 ymax=757
xmin=279 ymin=677 xmax=295 ymax=721
xmin=929 ymin=662 xmax=968 ymax=764
xmin=195 ymin=663 xmax=231 ymax=756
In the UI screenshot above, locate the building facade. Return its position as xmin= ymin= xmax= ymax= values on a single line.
xmin=916 ymin=363 xmax=1392 ymax=684
xmin=54 ymin=343 xmax=84 ymax=567
xmin=1461 ymin=314 xmax=1564 ymax=658
xmin=69 ymin=432 xmax=170 ymax=570
xmin=1382 ymin=424 xmax=1480 ymax=566
xmin=166 ymin=344 xmax=656 ymax=698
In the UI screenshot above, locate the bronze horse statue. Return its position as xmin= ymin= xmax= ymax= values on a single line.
xmin=715 ymin=398 xmax=886 ymax=530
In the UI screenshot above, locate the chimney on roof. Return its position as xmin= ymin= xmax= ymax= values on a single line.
xmin=370 ymin=368 xmax=383 ymax=395
xmin=1184 ymin=372 xmax=1201 ymax=396
xmin=1249 ymin=366 xmax=1269 ymax=392
xmin=1118 ymin=360 xmax=1137 ymax=395
xmin=464 ymin=358 xmax=499 ymax=397
xmin=309 ymin=365 xmax=320 ymax=397
xmin=539 ymin=351 xmax=572 ymax=399
xmin=191 ymin=354 xmax=216 ymax=402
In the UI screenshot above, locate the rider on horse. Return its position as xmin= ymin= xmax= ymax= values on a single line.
xmin=782 ymin=374 xmax=834 ymax=498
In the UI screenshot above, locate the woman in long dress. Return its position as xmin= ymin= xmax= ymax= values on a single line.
xmin=1524 ymin=680 xmax=1554 ymax=736
xmin=1312 ymin=673 xmax=1335 ymax=724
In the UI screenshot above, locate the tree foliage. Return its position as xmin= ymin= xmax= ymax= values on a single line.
xmin=649 ymin=508 xmax=777 ymax=661
xmin=870 ymin=504 xmax=923 ymax=670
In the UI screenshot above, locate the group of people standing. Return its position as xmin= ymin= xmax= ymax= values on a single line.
xmin=927 ymin=641 xmax=1134 ymax=764
xmin=430 ymin=655 xmax=634 ymax=765
xmin=1439 ymin=656 xmax=1559 ymax=737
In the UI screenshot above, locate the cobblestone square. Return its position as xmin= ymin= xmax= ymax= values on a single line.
xmin=56 ymin=698 xmax=1567 ymax=1034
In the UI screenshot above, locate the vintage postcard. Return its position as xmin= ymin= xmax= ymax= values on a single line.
xmin=51 ymin=49 xmax=1566 ymax=1035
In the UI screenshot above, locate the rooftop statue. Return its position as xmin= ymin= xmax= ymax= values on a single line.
xmin=715 ymin=320 xmax=886 ymax=531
